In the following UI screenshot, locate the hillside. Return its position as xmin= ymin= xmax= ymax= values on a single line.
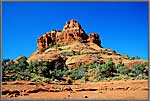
xmin=2 ymin=19 xmax=148 ymax=100
xmin=28 ymin=19 xmax=147 ymax=69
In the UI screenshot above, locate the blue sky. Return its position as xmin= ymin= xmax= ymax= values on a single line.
xmin=2 ymin=2 xmax=148 ymax=60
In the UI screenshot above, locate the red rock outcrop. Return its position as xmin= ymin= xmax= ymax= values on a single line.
xmin=87 ymin=33 xmax=101 ymax=47
xmin=37 ymin=19 xmax=102 ymax=49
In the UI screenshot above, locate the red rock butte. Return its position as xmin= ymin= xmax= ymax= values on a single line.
xmin=37 ymin=19 xmax=102 ymax=49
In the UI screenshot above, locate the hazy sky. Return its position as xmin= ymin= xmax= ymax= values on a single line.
xmin=2 ymin=2 xmax=148 ymax=59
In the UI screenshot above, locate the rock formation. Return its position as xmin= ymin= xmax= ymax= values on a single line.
xmin=87 ymin=33 xmax=101 ymax=47
xmin=37 ymin=19 xmax=102 ymax=49
xmin=28 ymin=19 xmax=148 ymax=69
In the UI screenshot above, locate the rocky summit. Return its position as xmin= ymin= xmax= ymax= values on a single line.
xmin=37 ymin=19 xmax=101 ymax=49
xmin=27 ymin=19 xmax=147 ymax=69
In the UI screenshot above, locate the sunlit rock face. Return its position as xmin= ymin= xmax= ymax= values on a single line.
xmin=37 ymin=19 xmax=102 ymax=49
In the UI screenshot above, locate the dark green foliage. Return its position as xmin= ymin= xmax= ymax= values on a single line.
xmin=61 ymin=51 xmax=80 ymax=56
xmin=2 ymin=57 xmax=30 ymax=81
xmin=118 ymin=66 xmax=129 ymax=75
xmin=27 ymin=61 xmax=49 ymax=77
xmin=131 ymin=64 xmax=146 ymax=75
xmin=81 ymin=74 xmax=88 ymax=82
xmin=27 ymin=61 xmax=67 ymax=82
xmin=51 ymin=44 xmax=57 ymax=48
xmin=129 ymin=56 xmax=141 ymax=60
xmin=96 ymin=55 xmax=101 ymax=59
xmin=100 ymin=51 xmax=107 ymax=54
xmin=2 ymin=56 xmax=148 ymax=83
xmin=69 ymin=65 xmax=87 ymax=80
xmin=100 ymin=51 xmax=113 ymax=55
xmin=128 ymin=63 xmax=148 ymax=79
xmin=117 ymin=58 xmax=124 ymax=67
xmin=87 ymin=58 xmax=148 ymax=81
xmin=2 ymin=57 xmax=68 ymax=82
xmin=2 ymin=59 xmax=14 ymax=74
xmin=93 ymin=58 xmax=116 ymax=81
xmin=51 ymin=43 xmax=68 ymax=48
xmin=107 ymin=53 xmax=112 ymax=55
xmin=67 ymin=79 xmax=73 ymax=84
xmin=57 ymin=42 xmax=68 ymax=47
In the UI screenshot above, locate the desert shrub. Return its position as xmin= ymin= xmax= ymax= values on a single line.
xmin=27 ymin=60 xmax=68 ymax=82
xmin=81 ymin=74 xmax=88 ymax=82
xmin=113 ymin=76 xmax=121 ymax=80
xmin=87 ymin=63 xmax=97 ymax=69
xmin=51 ymin=43 xmax=68 ymax=48
xmin=61 ymin=51 xmax=74 ymax=56
xmin=13 ymin=57 xmax=30 ymax=80
xmin=51 ymin=44 xmax=57 ymax=48
xmin=52 ymin=69 xmax=68 ymax=81
xmin=2 ymin=58 xmax=69 ymax=82
xmin=16 ymin=57 xmax=29 ymax=71
xmin=92 ymin=58 xmax=116 ymax=81
xmin=61 ymin=51 xmax=80 ymax=56
xmin=27 ymin=60 xmax=44 ymax=76
xmin=58 ymin=48 xmax=63 ymax=51
xmin=2 ymin=58 xmax=30 ymax=81
xmin=100 ymin=51 xmax=107 ymax=54
xmin=57 ymin=42 xmax=68 ymax=47
xmin=129 ymin=56 xmax=141 ymax=60
xmin=117 ymin=74 xmax=130 ymax=80
xmin=130 ymin=64 xmax=144 ymax=75
xmin=129 ymin=63 xmax=148 ymax=79
xmin=115 ymin=58 xmax=129 ymax=76
xmin=2 ymin=59 xmax=14 ymax=74
xmin=96 ymin=55 xmax=101 ymax=59
xmin=117 ymin=58 xmax=124 ymax=67
xmin=135 ymin=73 xmax=148 ymax=79
xmin=30 ymin=73 xmax=50 ymax=83
xmin=127 ymin=72 xmax=136 ymax=77
xmin=27 ymin=61 xmax=38 ymax=74
xmin=69 ymin=68 xmax=81 ymax=80
xmin=107 ymin=52 xmax=112 ymax=55
xmin=118 ymin=66 xmax=129 ymax=75
xmin=69 ymin=65 xmax=87 ymax=80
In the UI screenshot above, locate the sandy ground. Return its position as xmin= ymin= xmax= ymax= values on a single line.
xmin=2 ymin=80 xmax=148 ymax=100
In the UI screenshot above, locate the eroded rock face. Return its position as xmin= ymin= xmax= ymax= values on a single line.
xmin=27 ymin=51 xmax=68 ymax=70
xmin=87 ymin=33 xmax=101 ymax=47
xmin=49 ymin=56 xmax=68 ymax=70
xmin=37 ymin=31 xmax=55 ymax=49
xmin=37 ymin=19 xmax=102 ymax=49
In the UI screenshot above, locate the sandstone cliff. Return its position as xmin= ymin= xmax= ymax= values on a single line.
xmin=27 ymin=19 xmax=147 ymax=69
xmin=37 ymin=19 xmax=102 ymax=49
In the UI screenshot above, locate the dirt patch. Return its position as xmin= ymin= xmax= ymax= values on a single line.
xmin=2 ymin=80 xmax=148 ymax=100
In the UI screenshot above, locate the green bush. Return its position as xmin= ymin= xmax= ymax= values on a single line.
xmin=2 ymin=58 xmax=30 ymax=81
xmin=61 ymin=51 xmax=74 ymax=56
xmin=91 ymin=58 xmax=116 ymax=81
xmin=118 ymin=66 xmax=129 ymax=75
xmin=2 ymin=56 xmax=148 ymax=83
xmin=131 ymin=63 xmax=146 ymax=76
xmin=128 ymin=63 xmax=148 ymax=79
xmin=81 ymin=74 xmax=88 ymax=82
xmin=129 ymin=56 xmax=141 ymax=60
xmin=69 ymin=65 xmax=87 ymax=80
xmin=67 ymin=79 xmax=74 ymax=84
xmin=61 ymin=51 xmax=80 ymax=56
